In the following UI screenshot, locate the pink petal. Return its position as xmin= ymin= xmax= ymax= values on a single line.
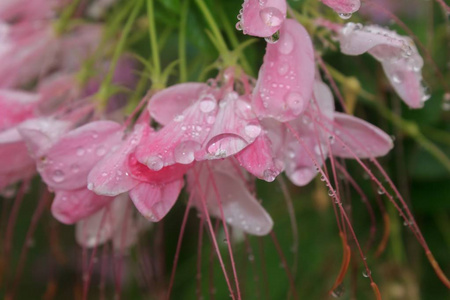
xmin=148 ymin=83 xmax=209 ymax=125
xmin=37 ymin=121 xmax=122 ymax=190
xmin=205 ymin=93 xmax=261 ymax=158
xmin=52 ymin=188 xmax=112 ymax=224
xmin=239 ymin=0 xmax=287 ymax=38
xmin=330 ymin=112 xmax=393 ymax=158
xmin=0 ymin=90 xmax=40 ymax=131
xmin=189 ymin=160 xmax=273 ymax=236
xmin=312 ymin=81 xmax=335 ymax=120
xmin=75 ymin=194 xmax=133 ymax=248
xmin=18 ymin=118 xmax=71 ymax=159
xmin=284 ymin=126 xmax=325 ymax=186
xmin=252 ymin=19 xmax=315 ymax=122
xmin=136 ymin=94 xmax=218 ymax=168
xmin=235 ymin=134 xmax=283 ymax=182
xmin=129 ymin=179 xmax=184 ymax=222
xmin=321 ymin=0 xmax=360 ymax=14
xmin=87 ymin=124 xmax=148 ymax=196
xmin=339 ymin=24 xmax=426 ymax=108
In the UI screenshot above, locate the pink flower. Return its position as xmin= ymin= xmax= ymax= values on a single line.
xmin=19 ymin=120 xmax=122 ymax=224
xmin=187 ymin=159 xmax=273 ymax=236
xmin=338 ymin=23 xmax=427 ymax=108
xmin=88 ymin=122 xmax=187 ymax=222
xmin=252 ymin=19 xmax=315 ymax=122
xmin=237 ymin=0 xmax=287 ymax=38
xmin=320 ymin=0 xmax=361 ymax=16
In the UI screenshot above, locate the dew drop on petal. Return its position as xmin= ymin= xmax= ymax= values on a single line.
xmin=259 ymin=7 xmax=284 ymax=27
xmin=147 ymin=156 xmax=164 ymax=171
xmin=264 ymin=30 xmax=280 ymax=44
xmin=174 ymin=141 xmax=200 ymax=164
xmin=244 ymin=122 xmax=262 ymax=139
xmin=52 ymin=170 xmax=65 ymax=183
xmin=263 ymin=169 xmax=277 ymax=182
xmin=338 ymin=12 xmax=352 ymax=19
xmin=199 ymin=96 xmax=217 ymax=113
xmin=278 ymin=33 xmax=294 ymax=55
xmin=76 ymin=147 xmax=85 ymax=156
xmin=235 ymin=21 xmax=242 ymax=31
xmin=96 ymin=146 xmax=106 ymax=156
xmin=277 ymin=62 xmax=289 ymax=75
xmin=285 ymin=92 xmax=305 ymax=114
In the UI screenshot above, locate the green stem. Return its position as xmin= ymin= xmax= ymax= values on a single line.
xmin=179 ymin=0 xmax=190 ymax=82
xmin=194 ymin=0 xmax=230 ymax=59
xmin=147 ymin=0 xmax=161 ymax=82
xmin=54 ymin=0 xmax=82 ymax=35
xmin=97 ymin=0 xmax=143 ymax=108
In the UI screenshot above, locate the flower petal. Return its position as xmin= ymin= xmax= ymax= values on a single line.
xmin=37 ymin=121 xmax=122 ymax=190
xmin=52 ymin=188 xmax=112 ymax=224
xmin=129 ymin=179 xmax=184 ymax=222
xmin=252 ymin=19 xmax=315 ymax=122
xmin=205 ymin=93 xmax=261 ymax=158
xmin=0 ymin=89 xmax=39 ymax=131
xmin=339 ymin=23 xmax=426 ymax=108
xmin=148 ymin=83 xmax=209 ymax=126
xmin=239 ymin=0 xmax=287 ymax=38
xmin=330 ymin=112 xmax=393 ymax=158
xmin=189 ymin=160 xmax=273 ymax=236
xmin=321 ymin=0 xmax=360 ymax=14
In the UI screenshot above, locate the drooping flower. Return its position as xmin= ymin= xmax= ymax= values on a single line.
xmin=252 ymin=19 xmax=315 ymax=122
xmin=237 ymin=0 xmax=287 ymax=38
xmin=19 ymin=120 xmax=122 ymax=224
xmin=338 ymin=23 xmax=427 ymax=108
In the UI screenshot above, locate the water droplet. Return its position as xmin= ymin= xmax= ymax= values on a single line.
xmin=199 ymin=95 xmax=217 ymax=113
xmin=331 ymin=283 xmax=345 ymax=298
xmin=277 ymin=62 xmax=289 ymax=75
xmin=223 ymin=238 xmax=228 ymax=244
xmin=328 ymin=190 xmax=334 ymax=197
xmin=392 ymin=74 xmax=402 ymax=84
xmin=377 ymin=187 xmax=385 ymax=195
xmin=278 ymin=33 xmax=294 ymax=55
xmin=173 ymin=114 xmax=185 ymax=122
xmin=174 ymin=141 xmax=200 ymax=164
xmin=52 ymin=170 xmax=65 ymax=183
xmin=147 ymin=156 xmax=164 ymax=171
xmin=235 ymin=21 xmax=242 ymax=31
xmin=244 ymin=123 xmax=261 ymax=138
xmin=285 ymin=92 xmax=305 ymax=114
xmin=362 ymin=270 xmax=371 ymax=278
xmin=338 ymin=12 xmax=352 ymax=19
xmin=263 ymin=169 xmax=277 ymax=182
xmin=76 ymin=147 xmax=85 ymax=156
xmin=259 ymin=7 xmax=284 ymax=27
xmin=264 ymin=30 xmax=280 ymax=44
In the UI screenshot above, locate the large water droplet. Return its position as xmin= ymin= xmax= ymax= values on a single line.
xmin=147 ymin=156 xmax=164 ymax=171
xmin=331 ymin=283 xmax=345 ymax=298
xmin=174 ymin=141 xmax=200 ymax=164
xmin=207 ymin=134 xmax=247 ymax=158
xmin=362 ymin=270 xmax=371 ymax=278
xmin=264 ymin=30 xmax=280 ymax=44
xmin=52 ymin=170 xmax=65 ymax=183
xmin=244 ymin=122 xmax=261 ymax=138
xmin=278 ymin=33 xmax=294 ymax=55
xmin=263 ymin=169 xmax=277 ymax=182
xmin=285 ymin=92 xmax=305 ymax=115
xmin=277 ymin=62 xmax=289 ymax=75
xmin=235 ymin=21 xmax=242 ymax=31
xmin=338 ymin=12 xmax=352 ymax=19
xmin=259 ymin=7 xmax=283 ymax=27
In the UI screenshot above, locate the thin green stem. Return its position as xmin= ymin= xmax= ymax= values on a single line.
xmin=54 ymin=0 xmax=82 ymax=34
xmin=179 ymin=0 xmax=190 ymax=82
xmin=147 ymin=0 xmax=161 ymax=82
xmin=194 ymin=0 xmax=230 ymax=59
xmin=97 ymin=0 xmax=143 ymax=108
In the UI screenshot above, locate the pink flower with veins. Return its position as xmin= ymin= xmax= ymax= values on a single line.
xmin=338 ymin=23 xmax=427 ymax=108
xmin=237 ymin=0 xmax=287 ymax=38
xmin=321 ymin=0 xmax=361 ymax=16
xmin=88 ymin=121 xmax=187 ymax=222
xmin=187 ymin=159 xmax=273 ymax=236
xmin=252 ymin=19 xmax=315 ymax=122
xmin=137 ymin=82 xmax=262 ymax=165
xmin=19 ymin=120 xmax=122 ymax=224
